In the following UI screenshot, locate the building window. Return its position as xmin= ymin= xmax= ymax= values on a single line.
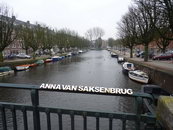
xmin=12 ymin=43 xmax=16 ymax=48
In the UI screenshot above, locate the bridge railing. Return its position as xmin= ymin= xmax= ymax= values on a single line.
xmin=0 ymin=83 xmax=158 ymax=130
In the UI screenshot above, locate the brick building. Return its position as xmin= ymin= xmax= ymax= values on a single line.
xmin=135 ymin=40 xmax=173 ymax=54
xmin=1 ymin=16 xmax=35 ymax=57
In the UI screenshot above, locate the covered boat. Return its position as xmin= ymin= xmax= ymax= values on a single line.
xmin=0 ymin=66 xmax=14 ymax=76
xmin=122 ymin=62 xmax=135 ymax=74
xmin=35 ymin=60 xmax=44 ymax=65
xmin=141 ymin=85 xmax=171 ymax=114
xmin=128 ymin=70 xmax=149 ymax=84
xmin=16 ymin=65 xmax=29 ymax=71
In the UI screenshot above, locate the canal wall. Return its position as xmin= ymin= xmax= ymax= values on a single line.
xmin=157 ymin=96 xmax=173 ymax=130
xmin=125 ymin=58 xmax=173 ymax=93
xmin=0 ymin=57 xmax=49 ymax=69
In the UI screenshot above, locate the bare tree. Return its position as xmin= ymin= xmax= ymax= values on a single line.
xmin=158 ymin=0 xmax=173 ymax=35
xmin=85 ymin=29 xmax=93 ymax=41
xmin=92 ymin=27 xmax=105 ymax=39
xmin=0 ymin=4 xmax=18 ymax=62
xmin=133 ymin=0 xmax=157 ymax=61
xmin=18 ymin=21 xmax=32 ymax=54
xmin=117 ymin=7 xmax=138 ymax=58
xmin=85 ymin=27 xmax=105 ymax=40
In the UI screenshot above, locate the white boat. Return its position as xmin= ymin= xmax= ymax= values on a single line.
xmin=67 ymin=52 xmax=72 ymax=57
xmin=117 ymin=57 xmax=125 ymax=63
xmin=78 ymin=50 xmax=83 ymax=53
xmin=122 ymin=62 xmax=135 ymax=74
xmin=16 ymin=65 xmax=29 ymax=71
xmin=110 ymin=52 xmax=118 ymax=58
xmin=128 ymin=70 xmax=149 ymax=84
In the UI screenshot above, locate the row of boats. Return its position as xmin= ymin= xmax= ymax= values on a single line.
xmin=122 ymin=62 xmax=149 ymax=84
xmin=0 ymin=51 xmax=85 ymax=76
xmin=110 ymin=51 xmax=149 ymax=84
xmin=110 ymin=51 xmax=172 ymax=122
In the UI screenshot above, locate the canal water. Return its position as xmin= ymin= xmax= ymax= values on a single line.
xmin=0 ymin=50 xmax=142 ymax=130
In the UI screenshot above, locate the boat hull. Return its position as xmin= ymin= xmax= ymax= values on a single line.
xmin=128 ymin=73 xmax=149 ymax=84
xmin=16 ymin=65 xmax=29 ymax=71
xmin=122 ymin=68 xmax=129 ymax=75
xmin=122 ymin=62 xmax=135 ymax=75
xmin=44 ymin=59 xmax=52 ymax=63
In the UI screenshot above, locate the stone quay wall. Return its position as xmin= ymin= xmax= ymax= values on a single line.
xmin=125 ymin=58 xmax=173 ymax=93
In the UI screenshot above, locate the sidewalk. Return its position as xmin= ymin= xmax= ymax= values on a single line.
xmin=4 ymin=55 xmax=50 ymax=63
xmin=113 ymin=50 xmax=173 ymax=75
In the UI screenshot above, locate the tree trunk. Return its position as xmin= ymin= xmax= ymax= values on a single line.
xmin=32 ymin=52 xmax=36 ymax=60
xmin=49 ymin=49 xmax=52 ymax=56
xmin=0 ymin=52 xmax=4 ymax=62
xmin=144 ymin=43 xmax=148 ymax=62
xmin=162 ymin=46 xmax=166 ymax=53
xmin=130 ymin=47 xmax=133 ymax=58
xmin=25 ymin=48 xmax=29 ymax=55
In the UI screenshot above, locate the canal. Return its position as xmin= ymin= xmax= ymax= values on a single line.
xmin=0 ymin=50 xmax=142 ymax=130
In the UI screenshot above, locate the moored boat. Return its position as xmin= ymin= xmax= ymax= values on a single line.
xmin=0 ymin=67 xmax=14 ymax=76
xmin=29 ymin=63 xmax=38 ymax=67
xmin=78 ymin=50 xmax=83 ymax=53
xmin=35 ymin=60 xmax=44 ymax=65
xmin=128 ymin=70 xmax=149 ymax=84
xmin=122 ymin=62 xmax=135 ymax=74
xmin=110 ymin=52 xmax=118 ymax=58
xmin=16 ymin=65 xmax=29 ymax=71
xmin=67 ymin=53 xmax=72 ymax=57
xmin=52 ymin=56 xmax=61 ymax=61
xmin=44 ymin=58 xmax=52 ymax=63
xmin=117 ymin=57 xmax=125 ymax=63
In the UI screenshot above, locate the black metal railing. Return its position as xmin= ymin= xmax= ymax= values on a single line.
xmin=0 ymin=83 xmax=158 ymax=130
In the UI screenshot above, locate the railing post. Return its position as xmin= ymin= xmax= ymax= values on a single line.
xmin=135 ymin=97 xmax=142 ymax=130
xmin=31 ymin=89 xmax=40 ymax=130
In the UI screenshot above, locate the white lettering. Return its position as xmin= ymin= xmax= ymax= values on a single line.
xmin=78 ymin=86 xmax=83 ymax=91
xmin=40 ymin=83 xmax=45 ymax=88
xmin=39 ymin=83 xmax=134 ymax=95
xmin=55 ymin=84 xmax=61 ymax=90
xmin=71 ymin=85 xmax=78 ymax=91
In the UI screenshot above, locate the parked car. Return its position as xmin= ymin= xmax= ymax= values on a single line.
xmin=136 ymin=51 xmax=144 ymax=57
xmin=7 ymin=54 xmax=17 ymax=59
xmin=153 ymin=52 xmax=173 ymax=60
xmin=16 ymin=53 xmax=31 ymax=59
xmin=136 ymin=51 xmax=155 ymax=59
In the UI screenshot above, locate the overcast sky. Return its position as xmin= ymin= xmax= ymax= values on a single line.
xmin=1 ymin=0 xmax=132 ymax=40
